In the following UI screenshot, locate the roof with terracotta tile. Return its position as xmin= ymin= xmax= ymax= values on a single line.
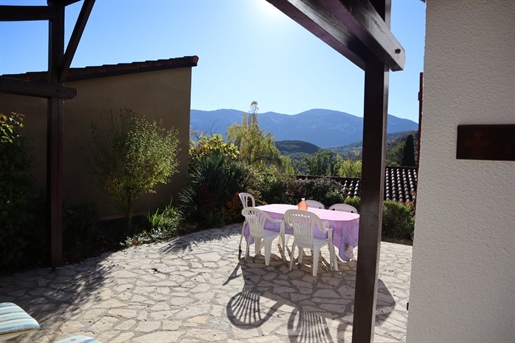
xmin=300 ymin=166 xmax=418 ymax=203
xmin=2 ymin=55 xmax=199 ymax=83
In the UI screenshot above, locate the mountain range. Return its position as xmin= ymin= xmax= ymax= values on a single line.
xmin=190 ymin=108 xmax=418 ymax=148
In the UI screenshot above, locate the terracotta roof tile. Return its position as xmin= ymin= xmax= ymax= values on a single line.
xmin=1 ymin=55 xmax=199 ymax=82
xmin=299 ymin=166 xmax=418 ymax=203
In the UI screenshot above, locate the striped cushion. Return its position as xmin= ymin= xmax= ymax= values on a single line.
xmin=0 ymin=302 xmax=40 ymax=340
xmin=53 ymin=336 xmax=101 ymax=343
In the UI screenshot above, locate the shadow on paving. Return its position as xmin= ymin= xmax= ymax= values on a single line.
xmin=225 ymin=250 xmax=394 ymax=343
xmin=159 ymin=226 xmax=237 ymax=254
xmin=0 ymin=252 xmax=115 ymax=342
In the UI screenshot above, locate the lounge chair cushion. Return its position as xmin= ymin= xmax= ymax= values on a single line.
xmin=0 ymin=302 xmax=40 ymax=341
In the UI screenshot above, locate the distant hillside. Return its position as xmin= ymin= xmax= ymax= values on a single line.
xmin=275 ymin=140 xmax=320 ymax=154
xmin=276 ymin=131 xmax=419 ymax=163
xmin=328 ymin=130 xmax=418 ymax=155
xmin=191 ymin=108 xmax=418 ymax=148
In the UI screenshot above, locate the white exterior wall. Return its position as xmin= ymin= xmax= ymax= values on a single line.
xmin=406 ymin=1 xmax=515 ymax=342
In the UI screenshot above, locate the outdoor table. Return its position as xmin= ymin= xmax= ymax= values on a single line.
xmin=244 ymin=204 xmax=360 ymax=261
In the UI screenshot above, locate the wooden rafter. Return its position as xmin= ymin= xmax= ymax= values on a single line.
xmin=60 ymin=0 xmax=96 ymax=82
xmin=267 ymin=0 xmax=367 ymax=70
xmin=0 ymin=6 xmax=54 ymax=21
xmin=1 ymin=0 xmax=89 ymax=271
xmin=320 ymin=0 xmax=405 ymax=71
xmin=266 ymin=0 xmax=405 ymax=71
xmin=0 ymin=77 xmax=77 ymax=99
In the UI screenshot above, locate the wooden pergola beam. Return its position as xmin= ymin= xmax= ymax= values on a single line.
xmin=267 ymin=0 xmax=367 ymax=70
xmin=351 ymin=2 xmax=390 ymax=342
xmin=60 ymin=0 xmax=96 ymax=82
xmin=48 ymin=0 xmax=81 ymax=6
xmin=320 ymin=0 xmax=405 ymax=71
xmin=267 ymin=0 xmax=405 ymax=71
xmin=0 ymin=76 xmax=77 ymax=99
xmin=0 ymin=6 xmax=54 ymax=21
xmin=47 ymin=1 xmax=66 ymax=270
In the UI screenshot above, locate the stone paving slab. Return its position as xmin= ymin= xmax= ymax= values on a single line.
xmin=0 ymin=223 xmax=412 ymax=342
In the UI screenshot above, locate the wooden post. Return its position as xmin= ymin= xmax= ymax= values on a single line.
xmin=352 ymin=0 xmax=390 ymax=341
xmin=47 ymin=2 xmax=65 ymax=270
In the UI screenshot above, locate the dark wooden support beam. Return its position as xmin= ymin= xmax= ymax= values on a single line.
xmin=320 ymin=0 xmax=405 ymax=71
xmin=48 ymin=0 xmax=81 ymax=6
xmin=352 ymin=0 xmax=390 ymax=342
xmin=0 ymin=6 xmax=54 ymax=21
xmin=267 ymin=0 xmax=367 ymax=70
xmin=0 ymin=77 xmax=76 ymax=99
xmin=59 ymin=0 xmax=96 ymax=82
xmin=47 ymin=3 xmax=65 ymax=270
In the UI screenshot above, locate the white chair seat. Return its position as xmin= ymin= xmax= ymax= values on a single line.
xmin=242 ymin=207 xmax=286 ymax=266
xmin=238 ymin=192 xmax=256 ymax=253
xmin=328 ymin=203 xmax=358 ymax=213
xmin=305 ymin=199 xmax=325 ymax=209
xmin=284 ymin=209 xmax=337 ymax=276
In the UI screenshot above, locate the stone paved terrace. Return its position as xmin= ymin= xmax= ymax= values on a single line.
xmin=0 ymin=223 xmax=412 ymax=342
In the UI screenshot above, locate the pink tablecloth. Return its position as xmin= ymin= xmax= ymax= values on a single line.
xmin=244 ymin=204 xmax=360 ymax=261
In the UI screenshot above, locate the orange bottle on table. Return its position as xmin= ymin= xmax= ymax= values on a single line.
xmin=298 ymin=198 xmax=308 ymax=210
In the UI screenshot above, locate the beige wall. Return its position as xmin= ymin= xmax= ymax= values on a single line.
xmin=407 ymin=0 xmax=515 ymax=341
xmin=0 ymin=66 xmax=193 ymax=218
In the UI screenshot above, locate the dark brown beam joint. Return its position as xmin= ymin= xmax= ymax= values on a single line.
xmin=320 ymin=0 xmax=405 ymax=71
xmin=47 ymin=0 xmax=81 ymax=7
xmin=60 ymin=0 xmax=96 ymax=82
xmin=267 ymin=0 xmax=367 ymax=70
xmin=0 ymin=77 xmax=77 ymax=99
xmin=0 ymin=6 xmax=54 ymax=21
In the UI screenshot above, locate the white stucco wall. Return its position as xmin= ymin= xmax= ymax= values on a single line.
xmin=406 ymin=1 xmax=515 ymax=342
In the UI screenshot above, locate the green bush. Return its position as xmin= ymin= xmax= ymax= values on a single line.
xmin=121 ymin=200 xmax=183 ymax=246
xmin=84 ymin=108 xmax=180 ymax=228
xmin=286 ymin=177 xmax=346 ymax=207
xmin=0 ymin=113 xmax=39 ymax=270
xmin=382 ymin=200 xmax=415 ymax=239
xmin=344 ymin=196 xmax=361 ymax=213
xmin=252 ymin=172 xmax=296 ymax=205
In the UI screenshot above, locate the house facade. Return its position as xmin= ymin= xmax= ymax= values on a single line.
xmin=407 ymin=1 xmax=514 ymax=341
xmin=0 ymin=56 xmax=198 ymax=218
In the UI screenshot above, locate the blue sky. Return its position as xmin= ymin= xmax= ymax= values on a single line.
xmin=0 ymin=0 xmax=425 ymax=123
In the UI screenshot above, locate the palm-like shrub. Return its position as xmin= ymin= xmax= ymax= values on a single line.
xmin=179 ymin=153 xmax=251 ymax=228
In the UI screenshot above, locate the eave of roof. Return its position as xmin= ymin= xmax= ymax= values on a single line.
xmin=2 ymin=55 xmax=199 ymax=83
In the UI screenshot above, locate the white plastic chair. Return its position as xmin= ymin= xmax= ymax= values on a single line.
xmin=241 ymin=207 xmax=285 ymax=266
xmin=238 ymin=192 xmax=256 ymax=253
xmin=305 ymin=199 xmax=325 ymax=209
xmin=328 ymin=203 xmax=358 ymax=213
xmin=284 ymin=209 xmax=338 ymax=276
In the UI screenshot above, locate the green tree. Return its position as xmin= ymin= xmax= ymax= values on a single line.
xmin=302 ymin=150 xmax=339 ymax=176
xmin=401 ymin=134 xmax=416 ymax=167
xmin=337 ymin=155 xmax=362 ymax=177
xmin=386 ymin=141 xmax=404 ymax=166
xmin=227 ymin=101 xmax=290 ymax=173
xmin=189 ymin=133 xmax=239 ymax=164
xmin=85 ymin=108 xmax=180 ymax=228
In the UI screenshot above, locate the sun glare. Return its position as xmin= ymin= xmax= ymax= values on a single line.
xmin=258 ymin=0 xmax=283 ymax=18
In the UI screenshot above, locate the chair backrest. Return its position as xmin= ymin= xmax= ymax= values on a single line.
xmin=284 ymin=209 xmax=325 ymax=246
xmin=328 ymin=203 xmax=358 ymax=213
xmin=305 ymin=199 xmax=324 ymax=209
xmin=241 ymin=207 xmax=270 ymax=239
xmin=239 ymin=192 xmax=256 ymax=209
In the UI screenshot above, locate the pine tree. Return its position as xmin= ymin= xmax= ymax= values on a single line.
xmin=401 ymin=134 xmax=416 ymax=167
